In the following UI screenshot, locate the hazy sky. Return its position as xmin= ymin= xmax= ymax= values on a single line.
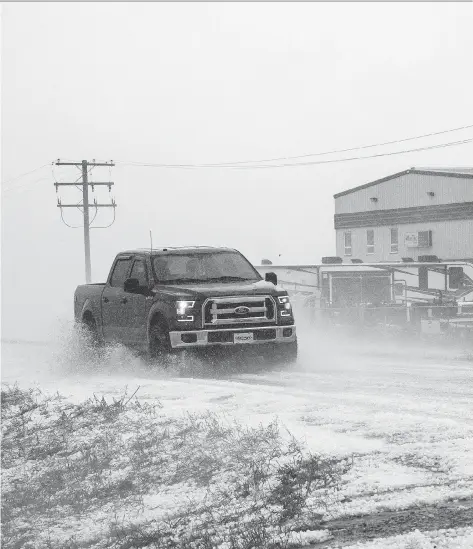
xmin=2 ymin=2 xmax=473 ymax=340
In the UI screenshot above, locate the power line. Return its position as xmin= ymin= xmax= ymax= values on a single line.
xmin=2 ymin=163 xmax=51 ymax=189
xmin=90 ymin=206 xmax=116 ymax=229
xmin=243 ymin=138 xmax=473 ymax=169
xmin=3 ymin=160 xmax=99 ymax=192
xmin=115 ymin=124 xmax=473 ymax=168
xmin=115 ymin=136 xmax=473 ymax=170
xmin=2 ymin=176 xmax=51 ymax=196
xmin=198 ymin=123 xmax=473 ymax=166
xmin=3 ymin=123 xmax=472 ymax=190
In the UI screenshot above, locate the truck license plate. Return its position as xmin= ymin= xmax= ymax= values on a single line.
xmin=234 ymin=332 xmax=254 ymax=344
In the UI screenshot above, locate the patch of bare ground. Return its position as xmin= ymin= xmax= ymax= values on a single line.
xmin=305 ymin=499 xmax=473 ymax=548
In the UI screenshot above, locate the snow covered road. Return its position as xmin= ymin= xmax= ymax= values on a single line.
xmin=2 ymin=327 xmax=473 ymax=546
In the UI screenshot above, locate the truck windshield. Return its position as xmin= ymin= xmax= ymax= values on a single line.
xmin=152 ymin=252 xmax=261 ymax=284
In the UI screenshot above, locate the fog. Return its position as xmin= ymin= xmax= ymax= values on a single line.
xmin=2 ymin=2 xmax=473 ymax=341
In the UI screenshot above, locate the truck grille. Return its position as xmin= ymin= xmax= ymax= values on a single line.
xmin=203 ymin=296 xmax=276 ymax=326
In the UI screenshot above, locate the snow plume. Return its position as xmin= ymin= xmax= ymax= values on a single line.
xmin=51 ymin=321 xmax=152 ymax=377
xmin=47 ymin=320 xmax=284 ymax=382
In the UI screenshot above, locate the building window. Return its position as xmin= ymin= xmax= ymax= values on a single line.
xmin=344 ymin=231 xmax=352 ymax=256
xmin=418 ymin=230 xmax=432 ymax=248
xmin=390 ymin=228 xmax=399 ymax=254
xmin=366 ymin=229 xmax=375 ymax=255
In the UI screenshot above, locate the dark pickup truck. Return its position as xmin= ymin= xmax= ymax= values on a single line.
xmin=74 ymin=247 xmax=297 ymax=362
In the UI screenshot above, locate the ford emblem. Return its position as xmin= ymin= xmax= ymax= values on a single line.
xmin=234 ymin=306 xmax=250 ymax=315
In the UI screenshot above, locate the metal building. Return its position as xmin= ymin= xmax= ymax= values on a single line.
xmin=334 ymin=167 xmax=473 ymax=262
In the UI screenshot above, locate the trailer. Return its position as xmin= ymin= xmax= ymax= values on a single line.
xmin=256 ymin=260 xmax=473 ymax=332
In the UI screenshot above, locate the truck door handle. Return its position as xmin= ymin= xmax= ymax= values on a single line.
xmin=103 ymin=297 xmax=109 ymax=303
xmin=121 ymin=297 xmax=128 ymax=304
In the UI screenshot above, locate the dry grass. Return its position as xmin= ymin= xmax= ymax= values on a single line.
xmin=1 ymin=385 xmax=350 ymax=549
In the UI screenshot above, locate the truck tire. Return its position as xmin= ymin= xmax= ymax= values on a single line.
xmin=149 ymin=317 xmax=173 ymax=358
xmin=81 ymin=315 xmax=102 ymax=348
xmin=267 ymin=339 xmax=298 ymax=365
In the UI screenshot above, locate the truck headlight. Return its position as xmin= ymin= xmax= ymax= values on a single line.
xmin=278 ymin=296 xmax=292 ymax=316
xmin=176 ymin=300 xmax=195 ymax=322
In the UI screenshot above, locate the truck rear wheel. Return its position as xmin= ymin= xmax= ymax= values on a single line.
xmin=149 ymin=318 xmax=173 ymax=359
xmin=81 ymin=315 xmax=102 ymax=348
xmin=77 ymin=314 xmax=105 ymax=361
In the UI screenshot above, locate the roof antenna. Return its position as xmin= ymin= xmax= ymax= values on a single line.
xmin=149 ymin=230 xmax=153 ymax=255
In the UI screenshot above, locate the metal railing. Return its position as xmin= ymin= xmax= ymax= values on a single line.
xmin=290 ymin=297 xmax=473 ymax=335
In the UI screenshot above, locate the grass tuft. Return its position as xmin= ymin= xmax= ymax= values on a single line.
xmin=1 ymin=386 xmax=351 ymax=549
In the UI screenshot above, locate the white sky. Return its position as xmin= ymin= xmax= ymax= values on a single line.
xmin=2 ymin=2 xmax=473 ymax=340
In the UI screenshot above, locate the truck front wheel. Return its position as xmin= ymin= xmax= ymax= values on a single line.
xmin=267 ymin=339 xmax=298 ymax=365
xmin=149 ymin=318 xmax=173 ymax=358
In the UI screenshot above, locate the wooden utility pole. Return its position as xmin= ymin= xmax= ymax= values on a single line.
xmin=82 ymin=160 xmax=92 ymax=282
xmin=55 ymin=159 xmax=116 ymax=283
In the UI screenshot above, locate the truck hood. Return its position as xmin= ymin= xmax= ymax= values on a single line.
xmin=153 ymin=279 xmax=283 ymax=299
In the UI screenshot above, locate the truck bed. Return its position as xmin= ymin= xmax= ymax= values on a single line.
xmin=74 ymin=283 xmax=106 ymax=323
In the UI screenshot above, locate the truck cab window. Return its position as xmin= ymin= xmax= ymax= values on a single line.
xmin=130 ymin=260 xmax=148 ymax=287
xmin=110 ymin=258 xmax=132 ymax=287
xmin=152 ymin=252 xmax=260 ymax=283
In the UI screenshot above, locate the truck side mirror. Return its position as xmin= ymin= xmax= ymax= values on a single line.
xmin=124 ymin=278 xmax=140 ymax=293
xmin=265 ymin=272 xmax=278 ymax=285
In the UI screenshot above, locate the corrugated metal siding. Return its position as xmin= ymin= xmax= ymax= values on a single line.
xmin=336 ymin=220 xmax=473 ymax=262
xmin=335 ymin=173 xmax=473 ymax=214
xmin=334 ymin=202 xmax=473 ymax=228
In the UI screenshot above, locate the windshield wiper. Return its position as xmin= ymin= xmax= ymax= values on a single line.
xmin=205 ymin=276 xmax=255 ymax=282
xmin=159 ymin=276 xmax=257 ymax=284
xmin=158 ymin=278 xmax=202 ymax=284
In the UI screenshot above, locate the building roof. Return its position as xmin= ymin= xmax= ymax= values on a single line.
xmin=333 ymin=168 xmax=473 ymax=199
xmin=414 ymin=167 xmax=473 ymax=175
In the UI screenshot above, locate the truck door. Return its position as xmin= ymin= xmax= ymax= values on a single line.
xmin=101 ymin=256 xmax=133 ymax=342
xmin=121 ymin=258 xmax=152 ymax=345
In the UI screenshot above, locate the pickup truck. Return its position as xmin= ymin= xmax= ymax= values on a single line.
xmin=74 ymin=247 xmax=297 ymax=362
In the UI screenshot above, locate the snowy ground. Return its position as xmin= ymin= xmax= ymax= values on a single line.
xmin=2 ymin=322 xmax=473 ymax=548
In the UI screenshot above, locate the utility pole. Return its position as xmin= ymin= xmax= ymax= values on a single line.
xmin=55 ymin=159 xmax=116 ymax=283
xmin=82 ymin=160 xmax=92 ymax=283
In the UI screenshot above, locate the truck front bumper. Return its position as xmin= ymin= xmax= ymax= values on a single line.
xmin=169 ymin=325 xmax=296 ymax=349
